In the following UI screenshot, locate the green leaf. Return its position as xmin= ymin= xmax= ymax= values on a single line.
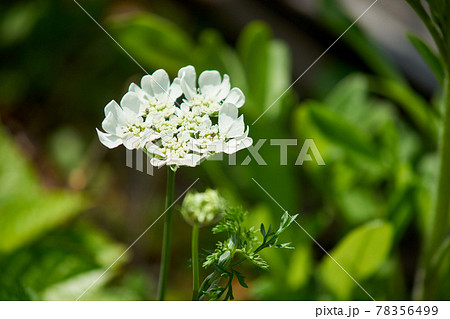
xmin=237 ymin=21 xmax=271 ymax=108
xmin=407 ymin=33 xmax=444 ymax=83
xmin=0 ymin=191 xmax=86 ymax=253
xmin=234 ymin=270 xmax=248 ymax=288
xmin=336 ymin=189 xmax=378 ymax=225
xmin=109 ymin=13 xmax=194 ymax=75
xmin=264 ymin=39 xmax=292 ymax=118
xmin=370 ymin=77 xmax=438 ymax=141
xmin=260 ymin=223 xmax=266 ymax=238
xmin=0 ymin=126 xmax=87 ymax=253
xmin=0 ymin=223 xmax=128 ymax=300
xmin=298 ymin=102 xmax=380 ymax=161
xmin=319 ymin=220 xmax=394 ymax=299
xmin=212 ymin=262 xmax=230 ymax=275
xmin=324 ymin=74 xmax=368 ymax=119
xmin=0 ymin=2 xmax=44 ymax=46
xmin=286 ymin=244 xmax=312 ymax=290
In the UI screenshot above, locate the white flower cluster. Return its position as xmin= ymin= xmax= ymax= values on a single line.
xmin=97 ymin=66 xmax=252 ymax=168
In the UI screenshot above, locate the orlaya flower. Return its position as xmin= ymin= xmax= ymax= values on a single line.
xmin=189 ymin=103 xmax=252 ymax=155
xmin=146 ymin=131 xmax=203 ymax=168
xmin=178 ymin=65 xmax=245 ymax=116
xmin=96 ymin=92 xmax=158 ymax=150
xmin=97 ymin=66 xmax=253 ymax=169
xmin=129 ymin=69 xmax=182 ymax=118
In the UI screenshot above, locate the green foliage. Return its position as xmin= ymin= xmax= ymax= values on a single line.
xmin=110 ymin=13 xmax=194 ymax=75
xmin=2 ymin=0 xmax=450 ymax=301
xmin=0 ymin=122 xmax=128 ymax=300
xmin=0 ymin=223 xmax=128 ymax=300
xmin=407 ymin=33 xmax=445 ymax=83
xmin=0 ymin=126 xmax=87 ymax=253
xmin=319 ymin=221 xmax=394 ymax=300
xmin=200 ymin=208 xmax=297 ymax=300
xmin=0 ymin=2 xmax=44 ymax=46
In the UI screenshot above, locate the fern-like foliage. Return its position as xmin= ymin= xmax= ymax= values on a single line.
xmin=199 ymin=207 xmax=297 ymax=300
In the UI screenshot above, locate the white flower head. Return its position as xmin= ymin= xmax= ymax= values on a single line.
xmin=97 ymin=65 xmax=252 ymax=169
xmin=177 ymin=66 xmax=245 ymax=116
xmin=129 ymin=69 xmax=182 ymax=117
xmin=96 ymin=92 xmax=159 ymax=150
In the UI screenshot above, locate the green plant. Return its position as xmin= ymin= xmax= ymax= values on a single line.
xmin=198 ymin=208 xmax=297 ymax=300
xmin=405 ymin=0 xmax=450 ymax=300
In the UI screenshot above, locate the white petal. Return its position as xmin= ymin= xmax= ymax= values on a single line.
xmin=224 ymin=88 xmax=245 ymax=108
xmin=178 ymin=65 xmax=196 ymax=90
xmin=161 ymin=130 xmax=174 ymax=141
xmin=241 ymin=137 xmax=253 ymax=149
xmin=96 ymin=129 xmax=122 ymax=149
xmin=219 ymin=103 xmax=238 ymax=133
xmin=222 ymin=137 xmax=252 ymax=154
xmin=235 ymin=137 xmax=253 ymax=152
xmin=226 ymin=115 xmax=245 ymax=138
xmin=180 ymin=102 xmax=190 ymax=113
xmin=128 ymin=82 xmax=141 ymax=93
xmin=151 ymin=69 xmax=170 ymax=100
xmin=199 ymin=116 xmax=212 ymax=131
xmin=185 ymin=154 xmax=203 ymax=167
xmin=122 ymin=135 xmax=138 ymax=150
xmin=104 ymin=100 xmax=122 ymax=118
xmin=207 ymin=140 xmax=225 ymax=154
xmin=177 ymin=131 xmax=190 ymax=142
xmin=216 ymin=74 xmax=231 ymax=100
xmin=179 ymin=65 xmax=197 ymax=99
xmin=120 ymin=92 xmax=140 ymax=115
xmin=146 ymin=143 xmax=164 ymax=156
xmin=199 ymin=70 xmax=221 ymax=97
xmin=222 ymin=140 xmax=239 ymax=155
xmin=141 ymin=75 xmax=155 ymax=96
xmin=141 ymin=129 xmax=160 ymax=143
xmin=169 ymin=78 xmax=182 ymax=102
xmin=187 ymin=140 xmax=202 ymax=153
xmin=150 ymin=157 xmax=167 ymax=168
xmin=101 ymin=112 xmax=120 ymax=135
xmin=171 ymin=154 xmax=202 ymax=167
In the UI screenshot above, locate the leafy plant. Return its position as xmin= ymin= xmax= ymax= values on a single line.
xmin=0 ymin=121 xmax=129 ymax=300
xmin=198 ymin=208 xmax=297 ymax=300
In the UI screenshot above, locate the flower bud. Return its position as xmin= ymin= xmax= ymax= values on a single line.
xmin=181 ymin=189 xmax=226 ymax=227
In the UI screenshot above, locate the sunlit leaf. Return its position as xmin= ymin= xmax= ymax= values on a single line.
xmin=319 ymin=220 xmax=394 ymax=299
xmin=0 ymin=126 xmax=87 ymax=253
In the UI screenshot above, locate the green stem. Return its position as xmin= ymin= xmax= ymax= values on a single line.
xmin=417 ymin=72 xmax=450 ymax=300
xmin=157 ymin=167 xmax=176 ymax=301
xmin=428 ymin=74 xmax=450 ymax=260
xmin=192 ymin=223 xmax=200 ymax=300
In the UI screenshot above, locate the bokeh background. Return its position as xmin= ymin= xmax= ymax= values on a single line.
xmin=0 ymin=0 xmax=448 ymax=300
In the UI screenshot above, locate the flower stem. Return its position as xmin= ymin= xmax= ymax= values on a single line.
xmin=157 ymin=167 xmax=176 ymax=301
xmin=191 ymin=223 xmax=200 ymax=300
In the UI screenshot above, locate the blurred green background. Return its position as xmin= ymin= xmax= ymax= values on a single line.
xmin=0 ymin=0 xmax=449 ymax=300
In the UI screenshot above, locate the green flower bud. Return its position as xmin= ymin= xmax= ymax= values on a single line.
xmin=181 ymin=189 xmax=226 ymax=227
